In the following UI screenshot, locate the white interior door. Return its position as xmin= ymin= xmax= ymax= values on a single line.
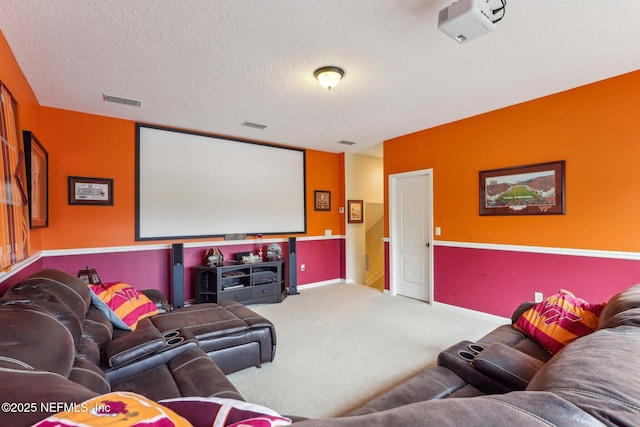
xmin=389 ymin=170 xmax=432 ymax=302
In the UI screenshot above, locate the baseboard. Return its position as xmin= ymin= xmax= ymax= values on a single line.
xmin=433 ymin=301 xmax=510 ymax=324
xmin=298 ymin=278 xmax=346 ymax=290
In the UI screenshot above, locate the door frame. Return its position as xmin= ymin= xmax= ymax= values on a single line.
xmin=388 ymin=168 xmax=434 ymax=302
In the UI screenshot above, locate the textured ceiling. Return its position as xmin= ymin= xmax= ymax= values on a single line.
xmin=1 ymin=1 xmax=639 ymax=156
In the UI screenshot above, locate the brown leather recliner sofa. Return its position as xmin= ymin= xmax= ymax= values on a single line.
xmin=292 ymin=284 xmax=640 ymax=426
xmin=0 ymin=268 xmax=275 ymax=426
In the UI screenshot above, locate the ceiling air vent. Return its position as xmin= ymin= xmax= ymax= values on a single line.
xmin=103 ymin=94 xmax=141 ymax=107
xmin=439 ymin=7 xmax=448 ymax=23
xmin=242 ymin=121 xmax=268 ymax=130
xmin=338 ymin=140 xmax=356 ymax=146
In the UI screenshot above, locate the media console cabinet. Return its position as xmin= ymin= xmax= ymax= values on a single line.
xmin=194 ymin=260 xmax=286 ymax=305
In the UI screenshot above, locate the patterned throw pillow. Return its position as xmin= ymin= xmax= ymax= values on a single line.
xmin=159 ymin=396 xmax=292 ymax=427
xmin=514 ymin=289 xmax=605 ymax=354
xmin=89 ymin=282 xmax=158 ymax=330
xmin=33 ymin=391 xmax=191 ymax=426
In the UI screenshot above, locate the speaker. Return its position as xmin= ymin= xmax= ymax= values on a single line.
xmin=288 ymin=237 xmax=299 ymax=295
xmin=171 ymin=243 xmax=185 ymax=308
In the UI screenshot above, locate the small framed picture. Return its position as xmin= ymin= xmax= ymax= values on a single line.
xmin=68 ymin=176 xmax=114 ymax=206
xmin=314 ymin=190 xmax=331 ymax=211
xmin=348 ymin=199 xmax=364 ymax=223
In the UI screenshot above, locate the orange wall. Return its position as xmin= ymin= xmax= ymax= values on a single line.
xmin=39 ymin=109 xmax=137 ymax=249
xmin=384 ymin=70 xmax=640 ymax=252
xmin=305 ymin=150 xmax=345 ymax=237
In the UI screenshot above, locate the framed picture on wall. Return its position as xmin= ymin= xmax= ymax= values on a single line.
xmin=479 ymin=160 xmax=565 ymax=216
xmin=23 ymin=131 xmax=49 ymax=228
xmin=314 ymin=190 xmax=331 ymax=211
xmin=68 ymin=176 xmax=114 ymax=206
xmin=348 ymin=199 xmax=364 ymax=223
xmin=13 ymin=151 xmax=29 ymax=206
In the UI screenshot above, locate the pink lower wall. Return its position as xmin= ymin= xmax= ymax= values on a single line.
xmin=0 ymin=237 xmax=345 ymax=304
xmin=434 ymin=245 xmax=640 ymax=317
xmin=43 ymin=249 xmax=170 ymax=294
xmin=0 ymin=259 xmax=45 ymax=293
xmin=296 ymin=238 xmax=345 ymax=285
xmin=381 ymin=240 xmax=639 ymax=317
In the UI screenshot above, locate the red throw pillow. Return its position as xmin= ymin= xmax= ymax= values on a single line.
xmin=514 ymin=289 xmax=605 ymax=354
xmin=89 ymin=282 xmax=158 ymax=330
xmin=159 ymin=397 xmax=291 ymax=427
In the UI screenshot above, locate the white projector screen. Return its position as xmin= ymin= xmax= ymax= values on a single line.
xmin=136 ymin=124 xmax=306 ymax=240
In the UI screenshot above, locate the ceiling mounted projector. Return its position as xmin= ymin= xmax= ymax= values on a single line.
xmin=438 ymin=0 xmax=503 ymax=43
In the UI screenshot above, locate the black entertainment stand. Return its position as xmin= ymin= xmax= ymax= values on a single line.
xmin=194 ymin=260 xmax=286 ymax=305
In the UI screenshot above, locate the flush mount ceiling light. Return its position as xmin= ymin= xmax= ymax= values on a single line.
xmin=314 ymin=66 xmax=344 ymax=90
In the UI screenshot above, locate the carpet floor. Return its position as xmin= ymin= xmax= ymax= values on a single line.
xmin=227 ymin=283 xmax=506 ymax=419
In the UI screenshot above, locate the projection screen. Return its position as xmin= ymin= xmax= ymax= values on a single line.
xmin=136 ymin=124 xmax=306 ymax=240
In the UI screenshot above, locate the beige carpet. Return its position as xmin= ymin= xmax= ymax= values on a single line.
xmin=227 ymin=283 xmax=506 ymax=419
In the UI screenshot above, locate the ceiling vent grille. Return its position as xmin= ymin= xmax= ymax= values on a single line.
xmin=242 ymin=121 xmax=268 ymax=130
xmin=338 ymin=140 xmax=356 ymax=146
xmin=439 ymin=8 xmax=448 ymax=23
xmin=103 ymin=94 xmax=141 ymax=107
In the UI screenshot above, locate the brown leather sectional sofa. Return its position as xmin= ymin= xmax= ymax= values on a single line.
xmin=293 ymin=283 xmax=640 ymax=426
xmin=1 ymin=267 xmax=639 ymax=426
xmin=0 ymin=268 xmax=275 ymax=426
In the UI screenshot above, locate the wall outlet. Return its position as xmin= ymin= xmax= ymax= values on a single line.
xmin=534 ymin=292 xmax=543 ymax=302
xmin=300 ymin=264 xmax=306 ymax=272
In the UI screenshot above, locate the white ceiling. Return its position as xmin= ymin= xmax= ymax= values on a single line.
xmin=1 ymin=1 xmax=639 ymax=156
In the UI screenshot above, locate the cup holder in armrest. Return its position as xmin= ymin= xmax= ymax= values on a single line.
xmin=438 ymin=340 xmax=513 ymax=395
xmin=468 ymin=344 xmax=484 ymax=354
xmin=165 ymin=336 xmax=184 ymax=346
xmin=458 ymin=350 xmax=476 ymax=363
xmin=106 ymin=330 xmax=191 ymax=369
xmin=162 ymin=330 xmax=180 ymax=339
xmin=457 ymin=343 xmax=485 ymax=363
xmin=163 ymin=330 xmax=186 ymax=345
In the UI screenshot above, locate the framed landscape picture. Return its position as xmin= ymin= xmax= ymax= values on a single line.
xmin=68 ymin=176 xmax=114 ymax=206
xmin=480 ymin=160 xmax=565 ymax=216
